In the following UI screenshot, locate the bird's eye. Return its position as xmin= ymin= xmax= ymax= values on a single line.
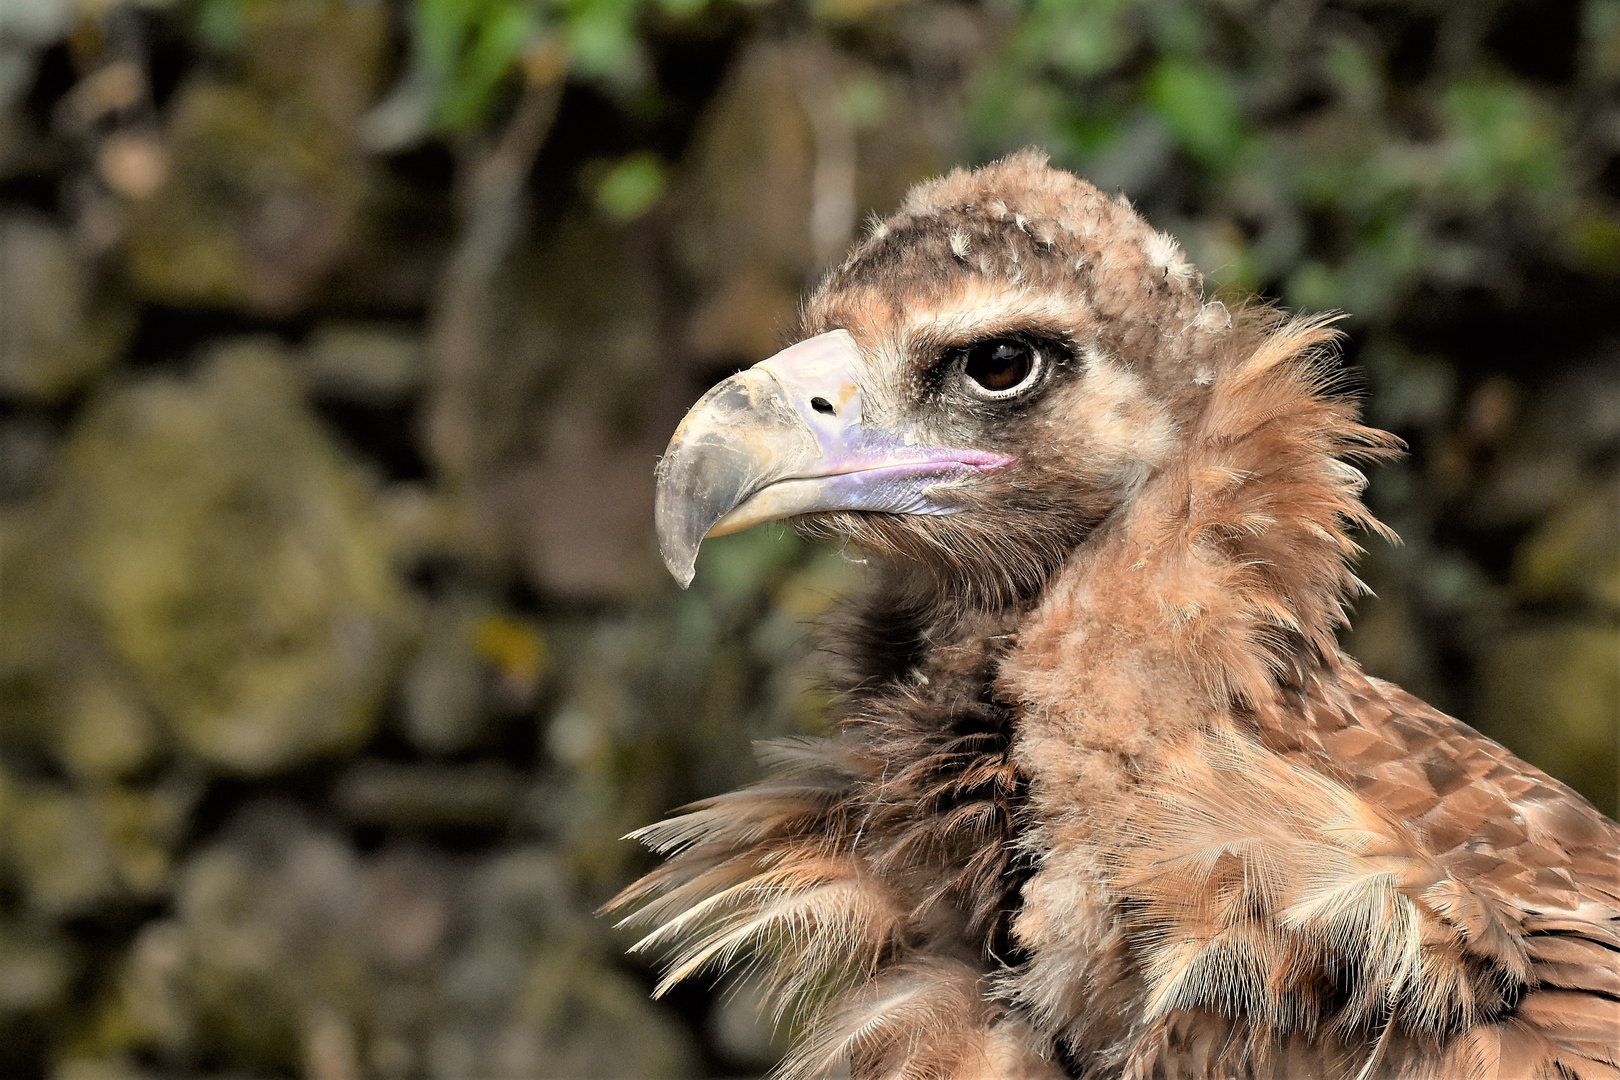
xmin=961 ymin=339 xmax=1040 ymax=399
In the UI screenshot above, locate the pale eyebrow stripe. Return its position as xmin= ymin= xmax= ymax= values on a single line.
xmin=900 ymin=278 xmax=1084 ymax=349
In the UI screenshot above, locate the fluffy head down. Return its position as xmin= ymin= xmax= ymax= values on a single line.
xmin=794 ymin=151 xmax=1255 ymax=609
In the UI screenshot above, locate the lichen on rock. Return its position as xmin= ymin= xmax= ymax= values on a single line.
xmin=0 ymin=215 xmax=133 ymax=401
xmin=53 ymin=341 xmax=409 ymax=774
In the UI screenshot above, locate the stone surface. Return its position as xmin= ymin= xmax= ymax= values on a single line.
xmin=0 ymin=215 xmax=133 ymax=400
xmin=1479 ymin=624 xmax=1620 ymax=817
xmin=55 ymin=342 xmax=408 ymax=774
xmin=0 ymin=918 xmax=76 ymax=1018
xmin=672 ymin=40 xmax=941 ymax=366
xmin=400 ymin=588 xmax=498 ymax=755
xmin=302 ymin=323 xmax=427 ymax=404
xmin=426 ymin=210 xmax=679 ymax=600
xmin=96 ymin=806 xmax=695 ymax=1078
xmin=123 ymin=82 xmax=368 ymax=314
xmin=1515 ymin=482 xmax=1620 ymax=612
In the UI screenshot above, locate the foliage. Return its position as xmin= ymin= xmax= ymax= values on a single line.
xmin=974 ymin=0 xmax=1616 ymax=309
xmin=405 ymin=0 xmax=725 ymax=133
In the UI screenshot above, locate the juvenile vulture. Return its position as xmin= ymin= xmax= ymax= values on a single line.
xmin=608 ymin=152 xmax=1620 ymax=1079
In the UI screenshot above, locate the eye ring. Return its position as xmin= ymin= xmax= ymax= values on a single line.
xmin=959 ymin=338 xmax=1043 ymax=400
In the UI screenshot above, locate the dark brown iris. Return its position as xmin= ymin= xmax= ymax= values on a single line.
xmin=963 ymin=339 xmax=1038 ymax=396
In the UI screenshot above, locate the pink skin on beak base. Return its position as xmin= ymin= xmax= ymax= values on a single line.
xmin=654 ymin=330 xmax=1014 ymax=586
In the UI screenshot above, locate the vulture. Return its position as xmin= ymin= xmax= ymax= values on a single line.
xmin=607 ymin=152 xmax=1620 ymax=1079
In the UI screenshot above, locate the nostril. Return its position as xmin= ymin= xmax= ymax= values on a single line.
xmin=810 ymin=397 xmax=835 ymax=415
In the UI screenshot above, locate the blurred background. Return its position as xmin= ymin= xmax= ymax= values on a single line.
xmin=0 ymin=0 xmax=1615 ymax=1076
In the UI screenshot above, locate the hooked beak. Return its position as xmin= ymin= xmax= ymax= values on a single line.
xmin=655 ymin=330 xmax=1013 ymax=586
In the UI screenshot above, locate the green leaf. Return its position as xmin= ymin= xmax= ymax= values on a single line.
xmin=841 ymin=75 xmax=886 ymax=129
xmin=1286 ymin=260 xmax=1339 ymax=312
xmin=1145 ymin=57 xmax=1244 ymax=166
xmin=655 ymin=0 xmax=709 ymax=16
xmin=562 ymin=0 xmax=644 ymax=83
xmin=1441 ymin=78 xmax=1564 ymax=207
xmin=1036 ymin=0 xmax=1137 ymax=79
xmin=193 ymin=0 xmax=246 ymax=53
xmin=423 ymin=0 xmax=541 ymax=131
xmin=416 ymin=0 xmax=481 ymax=81
xmin=592 ymin=152 xmax=666 ymax=221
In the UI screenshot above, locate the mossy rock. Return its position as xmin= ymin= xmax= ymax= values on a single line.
xmin=0 ymin=774 xmax=191 ymax=916
xmin=429 ymin=848 xmax=696 ymax=1079
xmin=124 ymin=81 xmax=366 ymax=314
xmin=0 ymin=917 xmax=78 ymax=1018
xmin=100 ymin=806 xmax=370 ymax=1071
xmin=0 ymin=215 xmax=133 ymax=401
xmin=1479 ymin=623 xmax=1620 ymax=817
xmin=96 ymin=813 xmax=693 ymax=1077
xmin=55 ymin=341 xmax=407 ymax=774
xmin=1515 ymin=480 xmax=1620 ymax=613
xmin=122 ymin=0 xmax=388 ymax=316
xmin=0 ymin=771 xmax=118 ymax=916
xmin=0 ymin=509 xmax=163 ymax=781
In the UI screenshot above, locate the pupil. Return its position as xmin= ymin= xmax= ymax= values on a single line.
xmin=966 ymin=340 xmax=1033 ymax=392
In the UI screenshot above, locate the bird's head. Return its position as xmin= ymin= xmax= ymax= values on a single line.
xmin=657 ymin=151 xmax=1238 ymax=605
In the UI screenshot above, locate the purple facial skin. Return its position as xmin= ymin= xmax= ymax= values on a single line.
xmin=655 ymin=330 xmax=1014 ymax=587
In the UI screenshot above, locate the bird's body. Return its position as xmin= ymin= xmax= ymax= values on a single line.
xmin=612 ymin=154 xmax=1620 ymax=1079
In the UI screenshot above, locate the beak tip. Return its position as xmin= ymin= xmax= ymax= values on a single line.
xmin=655 ymin=499 xmax=701 ymax=588
xmin=659 ymin=542 xmax=699 ymax=589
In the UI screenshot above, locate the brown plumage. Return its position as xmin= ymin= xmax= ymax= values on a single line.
xmin=609 ymin=152 xmax=1620 ymax=1079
